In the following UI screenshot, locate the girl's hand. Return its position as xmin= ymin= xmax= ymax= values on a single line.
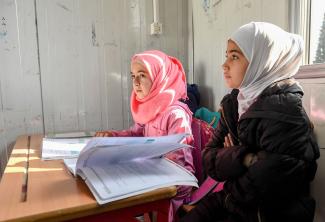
xmin=243 ymin=153 xmax=258 ymax=167
xmin=95 ymin=131 xmax=113 ymax=137
xmin=223 ymin=133 xmax=234 ymax=148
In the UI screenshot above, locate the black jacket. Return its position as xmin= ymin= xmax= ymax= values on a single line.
xmin=203 ymin=79 xmax=320 ymax=222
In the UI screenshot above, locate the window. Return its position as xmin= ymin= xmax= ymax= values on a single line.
xmin=290 ymin=0 xmax=325 ymax=65
xmin=310 ymin=0 xmax=325 ymax=64
xmin=290 ymin=0 xmax=325 ymax=78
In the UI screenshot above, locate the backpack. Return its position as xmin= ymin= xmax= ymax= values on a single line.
xmin=183 ymin=117 xmax=224 ymax=206
xmin=180 ymin=84 xmax=201 ymax=114
xmin=191 ymin=117 xmax=214 ymax=185
xmin=194 ymin=107 xmax=221 ymax=128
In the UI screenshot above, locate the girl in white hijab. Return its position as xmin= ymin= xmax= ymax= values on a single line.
xmin=233 ymin=22 xmax=304 ymax=117
xmin=180 ymin=22 xmax=319 ymax=222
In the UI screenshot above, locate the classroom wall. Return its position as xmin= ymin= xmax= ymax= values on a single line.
xmin=0 ymin=0 xmax=189 ymax=177
xmin=0 ymin=0 xmax=44 ymax=177
xmin=190 ymin=0 xmax=289 ymax=110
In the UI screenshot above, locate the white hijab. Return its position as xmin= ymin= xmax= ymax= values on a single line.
xmin=230 ymin=22 xmax=304 ymax=118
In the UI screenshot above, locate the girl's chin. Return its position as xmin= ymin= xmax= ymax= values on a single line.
xmin=224 ymin=81 xmax=232 ymax=88
xmin=136 ymin=94 xmax=145 ymax=100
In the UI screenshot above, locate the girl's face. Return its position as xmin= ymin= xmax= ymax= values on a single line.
xmin=222 ymin=40 xmax=249 ymax=89
xmin=131 ymin=61 xmax=153 ymax=99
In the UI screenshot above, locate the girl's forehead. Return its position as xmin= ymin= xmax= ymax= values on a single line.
xmin=227 ymin=40 xmax=240 ymax=50
xmin=226 ymin=40 xmax=246 ymax=57
xmin=131 ymin=59 xmax=146 ymax=70
xmin=132 ymin=58 xmax=144 ymax=66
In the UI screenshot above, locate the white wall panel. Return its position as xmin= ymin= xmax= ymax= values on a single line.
xmin=36 ymin=0 xmax=103 ymax=133
xmin=36 ymin=0 xmax=189 ymax=134
xmin=101 ymin=0 xmax=125 ymax=130
xmin=191 ymin=0 xmax=289 ymax=110
xmin=117 ymin=0 xmax=141 ymax=128
xmin=0 ymin=0 xmax=43 ymax=175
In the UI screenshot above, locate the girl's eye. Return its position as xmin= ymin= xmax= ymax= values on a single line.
xmin=140 ymin=73 xmax=146 ymax=78
xmin=131 ymin=74 xmax=135 ymax=80
xmin=231 ymin=55 xmax=239 ymax=60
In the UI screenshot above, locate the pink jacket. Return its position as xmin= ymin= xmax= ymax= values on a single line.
xmin=109 ymin=101 xmax=194 ymax=174
xmin=109 ymin=101 xmax=194 ymax=221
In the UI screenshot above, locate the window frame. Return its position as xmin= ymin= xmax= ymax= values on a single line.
xmin=290 ymin=0 xmax=325 ymax=78
xmin=296 ymin=63 xmax=325 ymax=79
xmin=289 ymin=0 xmax=311 ymax=65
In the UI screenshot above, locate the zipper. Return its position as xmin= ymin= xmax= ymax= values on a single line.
xmin=257 ymin=207 xmax=262 ymax=222
xmin=220 ymin=105 xmax=240 ymax=144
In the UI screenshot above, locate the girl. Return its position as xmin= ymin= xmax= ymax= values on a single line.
xmin=180 ymin=22 xmax=319 ymax=222
xmin=96 ymin=50 xmax=195 ymax=222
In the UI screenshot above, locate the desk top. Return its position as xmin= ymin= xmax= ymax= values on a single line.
xmin=0 ymin=135 xmax=177 ymax=222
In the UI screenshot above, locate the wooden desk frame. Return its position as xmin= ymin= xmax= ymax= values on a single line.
xmin=0 ymin=135 xmax=176 ymax=222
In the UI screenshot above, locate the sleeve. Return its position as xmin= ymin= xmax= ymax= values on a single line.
xmin=202 ymin=112 xmax=248 ymax=182
xmin=224 ymin=118 xmax=313 ymax=207
xmin=109 ymin=123 xmax=144 ymax=137
xmin=164 ymin=106 xmax=193 ymax=143
xmin=224 ymin=150 xmax=305 ymax=207
xmin=164 ymin=107 xmax=195 ymax=174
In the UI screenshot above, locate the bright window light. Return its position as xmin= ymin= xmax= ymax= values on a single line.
xmin=310 ymin=0 xmax=325 ymax=64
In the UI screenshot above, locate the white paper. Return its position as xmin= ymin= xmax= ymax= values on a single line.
xmin=77 ymin=142 xmax=191 ymax=167
xmin=80 ymin=133 xmax=187 ymax=155
xmin=42 ymin=138 xmax=91 ymax=160
xmin=63 ymin=158 xmax=78 ymax=175
xmin=46 ymin=131 xmax=95 ymax=138
xmin=83 ymin=158 xmax=198 ymax=204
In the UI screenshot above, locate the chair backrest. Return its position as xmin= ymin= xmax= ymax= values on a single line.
xmin=191 ymin=117 xmax=214 ymax=184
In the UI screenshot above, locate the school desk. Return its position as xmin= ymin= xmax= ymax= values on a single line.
xmin=0 ymin=135 xmax=177 ymax=222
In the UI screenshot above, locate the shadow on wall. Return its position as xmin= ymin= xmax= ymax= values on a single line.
xmin=195 ymin=63 xmax=215 ymax=109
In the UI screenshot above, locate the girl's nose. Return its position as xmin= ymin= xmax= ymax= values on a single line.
xmin=222 ymin=61 xmax=229 ymax=71
xmin=133 ymin=76 xmax=140 ymax=85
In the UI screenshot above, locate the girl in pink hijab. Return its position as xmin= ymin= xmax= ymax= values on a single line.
xmin=96 ymin=50 xmax=195 ymax=222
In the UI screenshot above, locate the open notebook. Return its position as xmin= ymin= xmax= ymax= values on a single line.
xmin=63 ymin=133 xmax=198 ymax=205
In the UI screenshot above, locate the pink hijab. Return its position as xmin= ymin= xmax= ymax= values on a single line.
xmin=130 ymin=50 xmax=187 ymax=124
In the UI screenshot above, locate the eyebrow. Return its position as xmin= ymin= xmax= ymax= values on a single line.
xmin=226 ymin=49 xmax=244 ymax=55
xmin=130 ymin=69 xmax=147 ymax=74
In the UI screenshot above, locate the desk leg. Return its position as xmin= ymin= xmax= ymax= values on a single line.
xmin=68 ymin=199 xmax=170 ymax=222
xmin=155 ymin=199 xmax=169 ymax=222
